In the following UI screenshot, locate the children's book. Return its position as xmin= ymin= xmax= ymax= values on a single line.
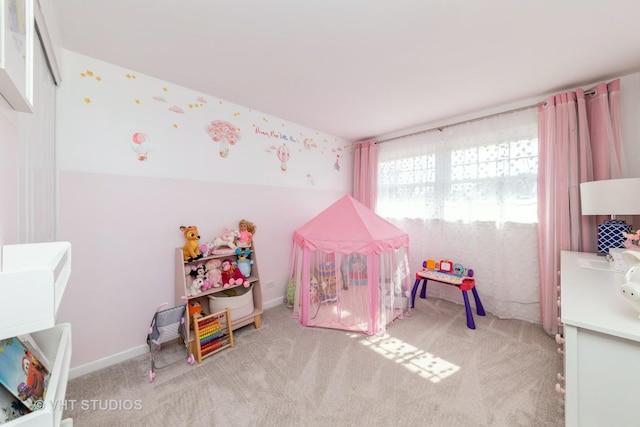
xmin=0 ymin=337 xmax=50 ymax=412
xmin=16 ymin=334 xmax=51 ymax=373
xmin=0 ymin=384 xmax=30 ymax=424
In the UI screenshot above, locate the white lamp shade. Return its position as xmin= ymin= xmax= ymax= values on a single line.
xmin=580 ymin=178 xmax=640 ymax=215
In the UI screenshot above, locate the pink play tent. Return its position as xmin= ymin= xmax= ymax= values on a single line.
xmin=289 ymin=195 xmax=411 ymax=335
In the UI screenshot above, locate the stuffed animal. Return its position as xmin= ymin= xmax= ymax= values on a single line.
xmin=199 ymin=242 xmax=215 ymax=257
xmin=212 ymin=227 xmax=238 ymax=251
xmin=189 ymin=277 xmax=204 ymax=296
xmin=188 ymin=300 xmax=205 ymax=329
xmin=221 ymin=258 xmax=249 ymax=288
xmin=200 ymin=278 xmax=213 ymax=292
xmin=180 ymin=225 xmax=203 ymax=261
xmin=235 ymin=247 xmax=254 ymax=277
xmin=205 ymin=259 xmax=223 ymax=288
xmin=188 ymin=263 xmax=206 ymax=280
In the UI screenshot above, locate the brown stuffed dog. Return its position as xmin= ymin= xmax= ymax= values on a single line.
xmin=180 ymin=225 xmax=203 ymax=261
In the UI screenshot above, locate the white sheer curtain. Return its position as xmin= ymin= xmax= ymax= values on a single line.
xmin=377 ymin=107 xmax=540 ymax=322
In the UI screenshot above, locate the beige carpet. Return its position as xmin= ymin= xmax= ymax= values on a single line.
xmin=63 ymin=298 xmax=565 ymax=427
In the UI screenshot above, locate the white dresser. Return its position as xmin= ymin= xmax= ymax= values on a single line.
xmin=560 ymin=250 xmax=640 ymax=427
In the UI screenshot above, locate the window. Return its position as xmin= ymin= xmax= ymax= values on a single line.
xmin=378 ymin=107 xmax=538 ymax=225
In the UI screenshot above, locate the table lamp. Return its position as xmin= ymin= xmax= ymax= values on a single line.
xmin=580 ymin=178 xmax=640 ymax=255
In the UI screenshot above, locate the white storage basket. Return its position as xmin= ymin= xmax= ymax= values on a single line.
xmin=208 ymin=285 xmax=254 ymax=321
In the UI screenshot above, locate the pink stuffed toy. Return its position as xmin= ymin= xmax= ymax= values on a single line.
xmin=221 ymin=258 xmax=249 ymax=288
xmin=205 ymin=259 xmax=223 ymax=288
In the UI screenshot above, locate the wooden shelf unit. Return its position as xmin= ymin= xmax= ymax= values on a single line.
xmin=174 ymin=245 xmax=262 ymax=353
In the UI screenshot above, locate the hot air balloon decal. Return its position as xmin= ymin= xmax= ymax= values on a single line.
xmin=277 ymin=143 xmax=290 ymax=171
xmin=131 ymin=132 xmax=152 ymax=161
xmin=334 ymin=154 xmax=342 ymax=171
xmin=205 ymin=120 xmax=241 ymax=158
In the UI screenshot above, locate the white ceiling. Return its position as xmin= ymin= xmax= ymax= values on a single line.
xmin=52 ymin=0 xmax=640 ymax=142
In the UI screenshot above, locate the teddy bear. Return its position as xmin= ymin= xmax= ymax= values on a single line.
xmin=180 ymin=225 xmax=203 ymax=261
xmin=221 ymin=258 xmax=249 ymax=288
xmin=204 ymin=259 xmax=223 ymax=288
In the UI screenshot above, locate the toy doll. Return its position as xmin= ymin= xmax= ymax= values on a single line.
xmin=236 ymin=219 xmax=256 ymax=248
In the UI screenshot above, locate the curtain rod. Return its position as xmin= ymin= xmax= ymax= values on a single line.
xmin=376 ymin=88 xmax=597 ymax=145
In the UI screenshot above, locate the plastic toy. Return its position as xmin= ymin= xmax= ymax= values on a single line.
xmin=236 ymin=219 xmax=256 ymax=248
xmin=179 ymin=225 xmax=203 ymax=261
xmin=413 ymin=257 xmax=485 ymax=329
xmin=146 ymin=302 xmax=195 ymax=382
xmin=221 ymin=258 xmax=249 ymax=288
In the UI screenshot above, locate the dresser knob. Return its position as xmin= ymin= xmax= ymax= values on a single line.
xmin=557 ymin=347 xmax=564 ymax=356
xmin=555 ymin=334 xmax=565 ymax=345
xmin=557 ymin=317 xmax=564 ymax=327
xmin=556 ymin=373 xmax=565 ymax=381
xmin=555 ymin=383 xmax=566 ymax=395
xmin=557 ymin=298 xmax=561 ymax=307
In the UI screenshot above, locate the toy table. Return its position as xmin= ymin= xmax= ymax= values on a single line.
xmin=411 ymin=269 xmax=486 ymax=329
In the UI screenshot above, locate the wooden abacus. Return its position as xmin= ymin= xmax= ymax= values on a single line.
xmin=193 ymin=308 xmax=234 ymax=363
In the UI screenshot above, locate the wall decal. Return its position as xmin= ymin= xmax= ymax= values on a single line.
xmin=306 ymin=173 xmax=315 ymax=185
xmin=253 ymin=126 xmax=298 ymax=142
xmin=205 ymin=120 xmax=241 ymax=158
xmin=131 ymin=132 xmax=152 ymax=161
xmin=80 ymin=70 xmax=102 ymax=82
xmin=169 ymin=105 xmax=184 ymax=113
xmin=303 ymin=138 xmax=317 ymax=149
xmin=277 ymin=144 xmax=290 ymax=171
xmin=334 ymin=154 xmax=342 ymax=172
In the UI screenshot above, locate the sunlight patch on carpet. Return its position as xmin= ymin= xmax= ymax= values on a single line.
xmin=349 ymin=333 xmax=460 ymax=383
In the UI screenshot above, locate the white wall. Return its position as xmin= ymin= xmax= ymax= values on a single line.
xmin=55 ymin=50 xmax=353 ymax=373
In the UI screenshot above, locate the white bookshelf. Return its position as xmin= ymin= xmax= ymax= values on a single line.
xmin=0 ymin=242 xmax=73 ymax=426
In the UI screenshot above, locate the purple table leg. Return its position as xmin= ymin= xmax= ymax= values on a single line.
xmin=461 ymin=290 xmax=476 ymax=329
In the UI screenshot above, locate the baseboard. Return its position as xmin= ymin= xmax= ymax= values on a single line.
xmin=263 ymin=296 xmax=284 ymax=310
xmin=69 ymin=344 xmax=149 ymax=380
xmin=70 ymin=298 xmax=285 ymax=379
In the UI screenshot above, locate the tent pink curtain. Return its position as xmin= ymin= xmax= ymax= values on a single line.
xmin=353 ymin=140 xmax=378 ymax=210
xmin=537 ymin=79 xmax=623 ymax=335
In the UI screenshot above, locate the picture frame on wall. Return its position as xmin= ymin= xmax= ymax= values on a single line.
xmin=0 ymin=0 xmax=33 ymax=113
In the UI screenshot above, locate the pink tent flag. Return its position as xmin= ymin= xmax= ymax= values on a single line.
xmin=290 ymin=195 xmax=411 ymax=335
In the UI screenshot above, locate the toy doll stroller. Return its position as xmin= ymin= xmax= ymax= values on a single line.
xmin=146 ymin=302 xmax=195 ymax=382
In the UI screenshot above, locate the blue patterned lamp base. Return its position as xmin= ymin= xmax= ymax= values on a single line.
xmin=597 ymin=219 xmax=631 ymax=255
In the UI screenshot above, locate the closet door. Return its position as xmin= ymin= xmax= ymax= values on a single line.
xmin=18 ymin=30 xmax=57 ymax=243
